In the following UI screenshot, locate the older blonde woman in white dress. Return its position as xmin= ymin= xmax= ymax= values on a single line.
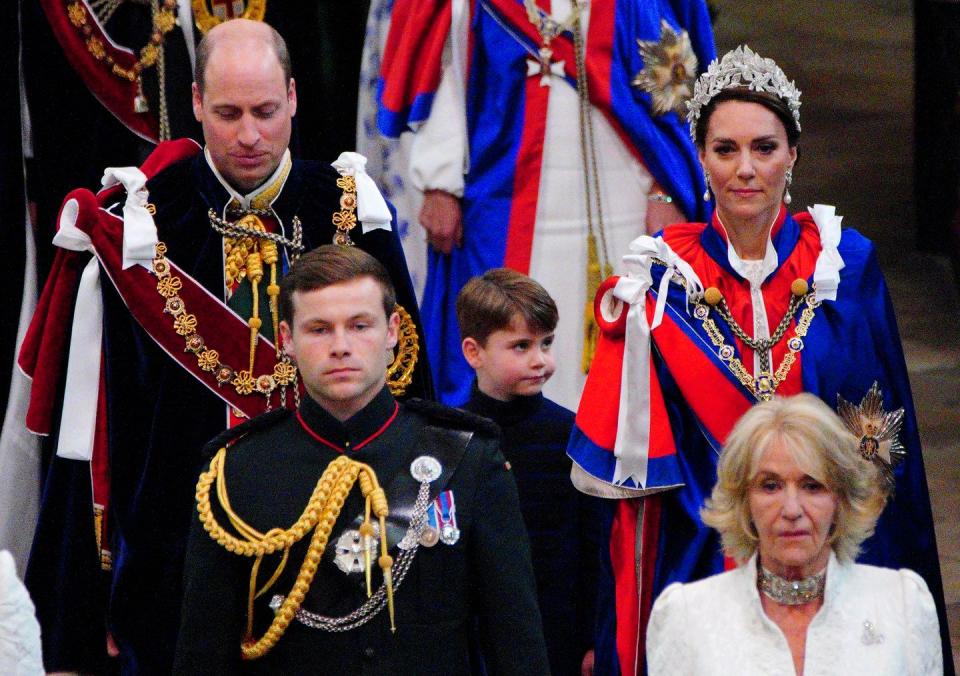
xmin=646 ymin=394 xmax=942 ymax=675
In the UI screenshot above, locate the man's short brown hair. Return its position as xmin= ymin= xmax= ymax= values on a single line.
xmin=280 ymin=245 xmax=396 ymax=323
xmin=456 ymin=268 xmax=558 ymax=345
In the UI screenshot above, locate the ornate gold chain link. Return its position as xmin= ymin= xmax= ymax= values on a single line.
xmin=653 ymin=258 xmax=820 ymax=401
xmin=151 ymin=242 xmax=297 ymax=407
xmin=696 ymin=293 xmax=819 ymax=401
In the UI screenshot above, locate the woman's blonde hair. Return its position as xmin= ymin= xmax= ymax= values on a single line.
xmin=701 ymin=393 xmax=887 ymax=563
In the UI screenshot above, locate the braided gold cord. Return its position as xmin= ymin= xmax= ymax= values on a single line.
xmin=247 ymin=251 xmax=264 ymax=374
xmin=195 ymin=450 xmax=394 ymax=659
xmin=261 ymin=240 xmax=281 ymax=352
xmin=570 ymin=0 xmax=613 ymax=373
xmin=387 ymin=304 xmax=419 ymax=397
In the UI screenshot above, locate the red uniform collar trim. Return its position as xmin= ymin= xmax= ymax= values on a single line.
xmin=296 ymin=401 xmax=399 ymax=453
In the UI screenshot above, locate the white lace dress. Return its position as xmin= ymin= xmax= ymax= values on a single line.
xmin=0 ymin=550 xmax=43 ymax=675
xmin=646 ymin=551 xmax=942 ymax=675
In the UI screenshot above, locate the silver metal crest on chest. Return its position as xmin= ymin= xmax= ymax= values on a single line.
xmin=334 ymin=522 xmax=380 ymax=575
xmin=410 ymin=455 xmax=442 ymax=483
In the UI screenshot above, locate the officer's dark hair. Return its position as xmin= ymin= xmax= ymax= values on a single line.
xmin=694 ymin=89 xmax=801 ymax=149
xmin=280 ymin=245 xmax=397 ymax=324
xmin=456 ymin=268 xmax=558 ymax=346
xmin=194 ymin=21 xmax=292 ymax=95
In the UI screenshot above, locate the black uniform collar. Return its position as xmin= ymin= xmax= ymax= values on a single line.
xmin=297 ymin=386 xmax=399 ymax=453
xmin=467 ymin=382 xmax=543 ymax=427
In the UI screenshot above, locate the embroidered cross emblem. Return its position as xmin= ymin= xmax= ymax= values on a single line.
xmin=526 ymin=46 xmax=566 ymax=87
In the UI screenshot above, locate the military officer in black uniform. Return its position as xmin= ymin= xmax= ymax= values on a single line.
xmin=174 ymin=244 xmax=549 ymax=675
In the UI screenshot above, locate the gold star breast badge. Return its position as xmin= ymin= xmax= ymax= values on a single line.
xmin=632 ymin=20 xmax=698 ymax=117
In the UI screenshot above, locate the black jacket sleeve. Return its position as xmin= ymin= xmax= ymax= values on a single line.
xmin=173 ymin=483 xmax=247 ymax=675
xmin=467 ymin=442 xmax=550 ymax=675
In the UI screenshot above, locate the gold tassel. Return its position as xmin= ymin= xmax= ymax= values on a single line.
xmin=359 ymin=495 xmax=375 ymax=597
xmin=261 ymin=240 xmax=281 ymax=350
xmin=369 ymin=486 xmax=396 ymax=633
xmin=582 ymin=233 xmax=609 ymax=374
xmin=247 ymin=250 xmax=264 ymax=374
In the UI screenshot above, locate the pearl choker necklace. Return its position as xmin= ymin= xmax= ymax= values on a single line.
xmin=757 ymin=565 xmax=826 ymax=606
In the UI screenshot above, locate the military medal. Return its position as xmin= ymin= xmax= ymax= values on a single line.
xmin=419 ymin=525 xmax=440 ymax=548
xmin=433 ymin=490 xmax=460 ymax=546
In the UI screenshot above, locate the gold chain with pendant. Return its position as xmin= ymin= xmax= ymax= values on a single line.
xmin=695 ymin=290 xmax=819 ymax=401
xmin=66 ymin=0 xmax=178 ymax=135
xmin=654 ymin=260 xmax=820 ymax=401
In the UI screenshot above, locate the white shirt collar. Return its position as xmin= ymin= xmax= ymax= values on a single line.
xmin=203 ymin=147 xmax=291 ymax=210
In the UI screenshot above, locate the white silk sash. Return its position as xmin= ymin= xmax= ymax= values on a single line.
xmin=611 ymin=235 xmax=703 ymax=486
xmin=52 ymin=199 xmax=102 ymax=462
xmin=53 ymin=165 xmax=161 ymax=461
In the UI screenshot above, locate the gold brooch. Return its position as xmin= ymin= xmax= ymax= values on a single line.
xmin=191 ymin=0 xmax=268 ymax=34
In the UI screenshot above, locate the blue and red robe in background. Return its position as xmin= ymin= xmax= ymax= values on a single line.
xmin=568 ymin=206 xmax=952 ymax=675
xmin=378 ymin=0 xmax=715 ymax=405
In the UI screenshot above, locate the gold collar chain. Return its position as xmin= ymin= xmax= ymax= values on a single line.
xmin=651 ymin=259 xmax=820 ymax=401
xmin=332 ymin=174 xmax=359 ymax=246
xmin=694 ymin=291 xmax=819 ymax=401
xmin=151 ymin=242 xmax=298 ymax=407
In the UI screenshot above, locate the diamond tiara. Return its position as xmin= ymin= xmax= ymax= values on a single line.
xmin=686 ymin=45 xmax=802 ymax=143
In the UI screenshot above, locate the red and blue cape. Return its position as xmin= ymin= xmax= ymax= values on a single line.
xmin=378 ymin=0 xmax=715 ymax=404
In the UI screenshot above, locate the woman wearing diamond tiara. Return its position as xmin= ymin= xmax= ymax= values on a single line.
xmin=566 ymin=46 xmax=952 ymax=675
xmin=646 ymin=394 xmax=942 ymax=674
